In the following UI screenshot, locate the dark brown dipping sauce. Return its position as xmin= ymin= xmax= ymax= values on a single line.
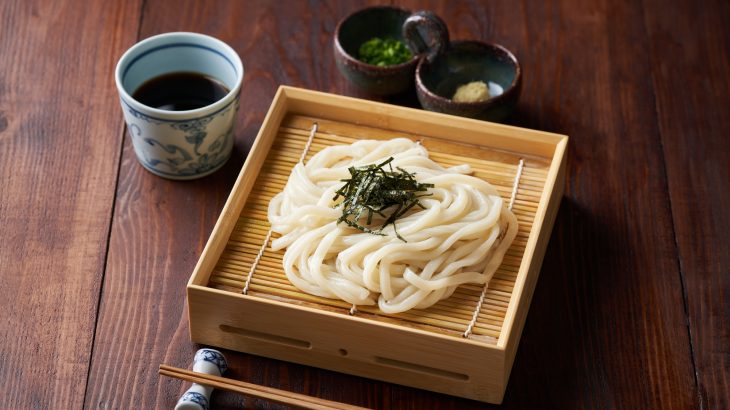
xmin=132 ymin=72 xmax=229 ymax=111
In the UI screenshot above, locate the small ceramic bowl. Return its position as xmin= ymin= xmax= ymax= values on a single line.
xmin=415 ymin=40 xmax=521 ymax=122
xmin=334 ymin=7 xmax=447 ymax=96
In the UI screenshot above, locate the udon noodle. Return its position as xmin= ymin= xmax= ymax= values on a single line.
xmin=267 ymin=138 xmax=517 ymax=313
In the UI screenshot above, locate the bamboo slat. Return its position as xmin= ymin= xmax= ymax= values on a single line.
xmin=206 ymin=115 xmax=546 ymax=343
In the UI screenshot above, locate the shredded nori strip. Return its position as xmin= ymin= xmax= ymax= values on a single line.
xmin=333 ymin=157 xmax=433 ymax=241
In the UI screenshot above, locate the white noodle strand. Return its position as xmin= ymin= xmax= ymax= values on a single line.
xmin=268 ymin=138 xmax=518 ymax=314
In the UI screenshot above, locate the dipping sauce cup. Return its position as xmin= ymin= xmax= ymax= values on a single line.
xmin=115 ymin=32 xmax=244 ymax=180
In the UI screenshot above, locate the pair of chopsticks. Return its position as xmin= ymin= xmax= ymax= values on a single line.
xmin=159 ymin=364 xmax=370 ymax=410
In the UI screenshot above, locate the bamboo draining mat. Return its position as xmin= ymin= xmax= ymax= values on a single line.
xmin=208 ymin=115 xmax=549 ymax=344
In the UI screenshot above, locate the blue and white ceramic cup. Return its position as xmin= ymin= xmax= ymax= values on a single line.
xmin=115 ymin=32 xmax=244 ymax=180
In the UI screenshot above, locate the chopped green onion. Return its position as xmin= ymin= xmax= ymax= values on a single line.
xmin=358 ymin=37 xmax=413 ymax=66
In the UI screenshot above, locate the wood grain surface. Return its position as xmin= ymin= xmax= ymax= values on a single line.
xmin=1 ymin=0 xmax=727 ymax=409
xmin=643 ymin=0 xmax=730 ymax=407
xmin=0 ymin=0 xmax=141 ymax=408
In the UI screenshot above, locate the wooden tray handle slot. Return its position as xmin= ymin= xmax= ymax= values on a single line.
xmin=220 ymin=324 xmax=312 ymax=349
xmin=373 ymin=356 xmax=469 ymax=381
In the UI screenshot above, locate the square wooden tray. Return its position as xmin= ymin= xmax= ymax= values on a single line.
xmin=187 ymin=86 xmax=567 ymax=404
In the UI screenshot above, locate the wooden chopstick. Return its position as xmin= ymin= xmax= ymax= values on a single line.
xmin=159 ymin=364 xmax=370 ymax=410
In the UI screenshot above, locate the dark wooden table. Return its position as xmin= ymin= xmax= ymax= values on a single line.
xmin=2 ymin=0 xmax=728 ymax=408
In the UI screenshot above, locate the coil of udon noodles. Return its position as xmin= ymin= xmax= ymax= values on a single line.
xmin=267 ymin=138 xmax=518 ymax=314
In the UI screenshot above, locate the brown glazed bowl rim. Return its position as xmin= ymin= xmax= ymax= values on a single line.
xmin=415 ymin=40 xmax=522 ymax=107
xmin=334 ymin=5 xmax=420 ymax=72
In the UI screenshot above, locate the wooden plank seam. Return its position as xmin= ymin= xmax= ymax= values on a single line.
xmin=463 ymin=158 xmax=524 ymax=338
xmin=242 ymin=122 xmax=318 ymax=295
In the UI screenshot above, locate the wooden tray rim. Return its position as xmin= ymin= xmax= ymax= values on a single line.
xmin=188 ymin=85 xmax=568 ymax=350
